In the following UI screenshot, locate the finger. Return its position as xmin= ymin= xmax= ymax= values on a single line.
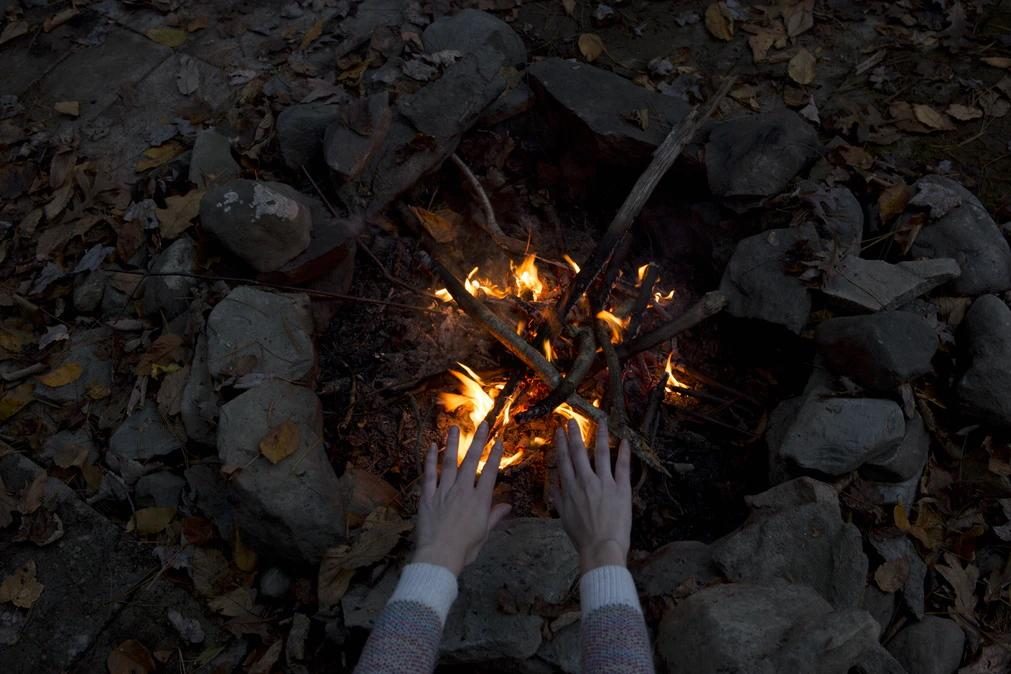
xmin=422 ymin=442 xmax=439 ymax=501
xmin=548 ymin=480 xmax=564 ymax=516
xmin=441 ymin=426 xmax=460 ymax=486
xmin=477 ymin=438 xmax=505 ymax=495
xmin=614 ymin=438 xmax=631 ymax=488
xmin=568 ymin=419 xmax=594 ymax=482
xmin=487 ymin=502 xmax=512 ymax=531
xmin=594 ymin=420 xmax=612 ymax=481
xmin=554 ymin=426 xmax=576 ymax=490
xmin=459 ymin=421 xmax=489 ymax=485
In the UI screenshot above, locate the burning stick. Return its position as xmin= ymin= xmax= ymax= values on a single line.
xmin=616 ymin=291 xmax=728 ymax=360
xmin=449 ymin=153 xmax=528 ymax=254
xmin=594 ymin=312 xmax=627 ymax=431
xmin=515 ymin=327 xmax=596 ymax=423
xmin=626 ymin=263 xmax=660 ymax=339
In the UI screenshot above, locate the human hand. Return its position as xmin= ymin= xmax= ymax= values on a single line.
xmin=550 ymin=420 xmax=632 ymax=573
xmin=412 ymin=423 xmax=512 ymax=576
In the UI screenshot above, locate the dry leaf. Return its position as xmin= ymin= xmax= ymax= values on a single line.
xmin=136 ymin=141 xmax=185 ymax=172
xmin=187 ymin=16 xmax=209 ymax=32
xmin=259 ymin=420 xmax=300 ymax=464
xmin=43 ymin=8 xmax=78 ymax=32
xmin=936 ymin=553 xmax=979 ymax=617
xmin=578 ymin=33 xmax=604 ymax=62
xmin=145 ymin=27 xmax=187 ymax=48
xmin=749 ymin=31 xmax=777 ymax=63
xmin=249 ymin=640 xmax=283 ymax=674
xmin=0 ymin=382 xmax=33 ymax=421
xmin=561 ymin=0 xmax=575 ymax=16
xmin=129 ymin=507 xmax=177 ymax=535
xmin=894 ymin=503 xmax=911 ymax=530
xmin=20 ymin=472 xmax=47 ymax=515
xmin=946 ymin=103 xmax=983 ymax=121
xmin=136 ymin=334 xmax=184 ymax=376
xmin=37 ymin=362 xmax=83 ymax=388
xmin=783 ymin=0 xmax=815 ymax=37
xmin=233 ymin=529 xmax=258 ymax=572
xmin=410 ymin=206 xmax=458 ymax=243
xmin=873 ymin=557 xmax=910 ymax=593
xmin=0 ymin=561 xmax=44 ymax=608
xmin=156 ymin=190 xmax=203 ymax=238
xmin=0 ymin=20 xmax=29 ymax=45
xmin=53 ymin=101 xmax=80 ymax=117
xmin=300 ymin=18 xmax=323 ymax=50
xmin=107 ymin=639 xmax=155 ymax=674
xmin=878 ymin=182 xmax=912 ymax=223
xmin=705 ymin=3 xmax=734 ymax=41
xmin=207 ymin=586 xmax=256 ymax=616
xmin=788 ymin=48 xmax=816 ymax=85
xmin=981 ymin=56 xmax=1011 ymax=69
xmin=912 ymin=104 xmax=955 ymax=131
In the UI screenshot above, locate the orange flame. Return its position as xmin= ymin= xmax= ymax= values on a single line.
xmin=563 ymin=254 xmax=581 ymax=274
xmin=543 ymin=339 xmax=554 ymax=362
xmin=596 ymin=310 xmax=630 ymax=344
xmin=511 ymin=254 xmax=544 ymax=300
xmin=654 ymin=289 xmax=675 ymax=304
xmin=637 ymin=264 xmax=650 ymax=284
xmin=438 ymin=363 xmax=523 ymax=470
xmin=555 ymin=402 xmax=593 ymax=444
xmin=664 ymin=353 xmax=688 ymax=391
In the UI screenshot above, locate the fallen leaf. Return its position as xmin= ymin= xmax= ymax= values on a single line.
xmin=0 ymin=561 xmax=44 ymax=608
xmin=249 ymin=640 xmax=283 ymax=674
xmin=894 ymin=503 xmax=911 ymax=530
xmin=156 ymin=190 xmax=203 ymax=238
xmin=783 ymin=0 xmax=815 ymax=38
xmin=181 ymin=517 xmax=216 ymax=546
xmin=136 ymin=334 xmax=184 ymax=376
xmin=37 ymin=362 xmax=83 ymax=388
xmin=128 ymin=507 xmax=177 ymax=535
xmin=44 ymin=181 xmax=74 ymax=220
xmin=981 ymin=56 xmax=1011 ymax=69
xmin=233 ymin=529 xmax=258 ymax=572
xmin=176 ymin=56 xmax=200 ymax=95
xmin=107 ymin=639 xmax=155 ymax=674
xmin=53 ymin=101 xmax=80 ymax=117
xmin=157 ymin=365 xmax=189 ymax=417
xmin=705 ymin=3 xmax=734 ymax=41
xmin=878 ymin=182 xmax=912 ymax=223
xmin=578 ymin=33 xmax=604 ymax=62
xmin=259 ymin=421 xmax=300 ymax=464
xmin=207 ymin=586 xmax=256 ymax=616
xmin=318 ymin=507 xmax=412 ymax=607
xmin=946 ymin=103 xmax=983 ymax=121
xmin=187 ymin=16 xmax=209 ymax=32
xmin=936 ymin=552 xmax=979 ymax=617
xmin=410 ymin=206 xmax=458 ymax=243
xmin=0 ymin=20 xmax=29 ymax=45
xmin=912 ymin=104 xmax=956 ymax=131
xmin=145 ymin=26 xmax=187 ymax=48
xmin=873 ymin=557 xmax=910 ymax=593
xmin=561 ymin=0 xmax=575 ymax=16
xmin=43 ymin=8 xmax=78 ymax=32
xmin=300 ymin=18 xmax=323 ymax=50
xmin=115 ymin=217 xmax=144 ymax=261
xmin=136 ymin=141 xmax=185 ymax=172
xmin=788 ymin=48 xmax=816 ymax=85
xmin=0 ymin=382 xmax=33 ymax=421
xmin=20 ymin=472 xmax=47 ymax=515
xmin=749 ymin=31 xmax=777 ymax=63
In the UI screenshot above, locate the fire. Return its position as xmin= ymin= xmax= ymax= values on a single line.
xmin=465 ymin=267 xmax=510 ymax=299
xmin=637 ymin=264 xmax=650 ymax=284
xmin=664 ymin=353 xmax=688 ymax=392
xmin=563 ymin=254 xmax=581 ymax=273
xmin=555 ymin=402 xmax=593 ymax=444
xmin=654 ymin=289 xmax=675 ymax=304
xmin=543 ymin=339 xmax=554 ymax=362
xmin=511 ymin=254 xmax=544 ymax=300
xmin=438 ymin=363 xmax=523 ymax=470
xmin=596 ymin=310 xmax=630 ymax=344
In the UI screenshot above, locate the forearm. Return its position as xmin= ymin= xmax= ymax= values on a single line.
xmin=353 ymin=564 xmax=457 ymax=674
xmin=580 ymin=566 xmax=655 ymax=674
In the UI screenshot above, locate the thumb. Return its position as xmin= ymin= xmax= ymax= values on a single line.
xmin=487 ymin=503 xmax=512 ymax=531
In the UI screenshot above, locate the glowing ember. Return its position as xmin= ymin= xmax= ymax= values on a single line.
xmin=664 ymin=353 xmax=688 ymax=392
xmin=512 ymin=254 xmax=544 ymax=300
xmin=555 ymin=402 xmax=594 ymax=444
xmin=637 ymin=263 xmax=650 ymax=284
xmin=543 ymin=339 xmax=554 ymax=362
xmin=563 ymin=254 xmax=581 ymax=274
xmin=596 ymin=310 xmax=630 ymax=343
xmin=654 ymin=289 xmax=675 ymax=304
xmin=439 ymin=364 xmax=523 ymax=470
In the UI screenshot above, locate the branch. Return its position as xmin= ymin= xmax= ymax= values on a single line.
xmin=616 ymin=291 xmax=728 ymax=359
xmin=626 ymin=263 xmax=660 ymax=339
xmin=449 ymin=153 xmax=528 ymax=254
xmin=515 ymin=327 xmax=596 ymax=422
xmin=595 ymin=315 xmax=627 ymax=431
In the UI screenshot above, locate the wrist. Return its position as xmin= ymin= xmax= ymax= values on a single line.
xmin=412 ymin=544 xmax=465 ymax=577
xmin=579 ymin=539 xmax=627 ymax=574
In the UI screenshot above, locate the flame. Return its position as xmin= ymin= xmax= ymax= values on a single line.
xmin=435 ymin=288 xmax=452 ymax=302
xmin=516 ymin=319 xmax=526 ymax=336
xmin=465 ymin=267 xmax=510 ymax=299
xmin=511 ymin=254 xmax=544 ymax=300
xmin=637 ymin=264 xmax=650 ymax=284
xmin=664 ymin=353 xmax=688 ymax=391
xmin=596 ymin=310 xmax=630 ymax=344
xmin=654 ymin=289 xmax=675 ymax=304
xmin=543 ymin=339 xmax=554 ymax=362
xmin=439 ymin=363 xmax=523 ymax=470
xmin=563 ymin=254 xmax=581 ymax=274
xmin=555 ymin=402 xmax=593 ymax=444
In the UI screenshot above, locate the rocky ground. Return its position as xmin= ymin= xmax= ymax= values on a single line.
xmin=3 ymin=0 xmax=1011 ymax=672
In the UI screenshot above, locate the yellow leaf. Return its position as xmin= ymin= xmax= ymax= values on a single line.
xmin=0 ymin=561 xmax=44 ymax=608
xmin=128 ymin=507 xmax=177 ymax=535
xmin=233 ymin=529 xmax=258 ymax=572
xmin=878 ymin=182 xmax=912 ymax=223
xmin=37 ymin=361 xmax=83 ymax=388
xmin=0 ymin=382 xmax=34 ymax=422
xmin=136 ymin=141 xmax=185 ymax=172
xmin=981 ymin=56 xmax=1011 ymax=69
xmin=300 ymin=18 xmax=323 ymax=50
xmin=912 ymin=104 xmax=955 ymax=131
xmin=156 ymin=190 xmax=204 ymax=239
xmin=788 ymin=48 xmax=816 ymax=85
xmin=704 ymin=3 xmax=734 ymax=41
xmin=410 ymin=206 xmax=458 ymax=243
xmin=577 ymin=33 xmax=604 ymax=62
xmin=135 ymin=334 xmax=184 ymax=376
xmin=893 ymin=503 xmax=910 ymax=531
xmin=107 ymin=639 xmax=155 ymax=674
xmin=259 ymin=420 xmax=300 ymax=464
xmin=53 ymin=101 xmax=80 ymax=117
xmin=145 ymin=26 xmax=188 ymax=48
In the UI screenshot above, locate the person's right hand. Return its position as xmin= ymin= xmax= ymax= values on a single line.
xmin=550 ymin=419 xmax=632 ymax=573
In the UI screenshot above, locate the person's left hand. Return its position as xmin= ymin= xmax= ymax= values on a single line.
xmin=412 ymin=423 xmax=512 ymax=576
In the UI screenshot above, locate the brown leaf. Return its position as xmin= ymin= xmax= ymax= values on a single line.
xmin=783 ymin=0 xmax=815 ymax=38
xmin=894 ymin=503 xmax=911 ymax=530
xmin=0 ymin=382 xmax=33 ymax=422
xmin=145 ymin=26 xmax=187 ymax=48
xmin=912 ymin=104 xmax=955 ymax=131
xmin=181 ymin=517 xmax=215 ymax=546
xmin=410 ymin=206 xmax=458 ymax=243
xmin=788 ymin=48 xmax=816 ymax=85
xmin=37 ymin=362 xmax=83 ymax=388
xmin=300 ymin=18 xmax=323 ymax=50
xmin=107 ymin=639 xmax=155 ymax=674
xmin=893 ymin=212 xmax=925 ymax=255
xmin=136 ymin=141 xmax=185 ymax=172
xmin=207 ymin=586 xmax=256 ymax=616
xmin=156 ymin=190 xmax=203 ymax=239
xmin=0 ymin=561 xmax=44 ymax=608
xmin=561 ymin=0 xmax=575 ymax=16
xmin=135 ymin=334 xmax=184 ymax=376
xmin=157 ymin=365 xmax=189 ymax=418
xmin=128 ymin=507 xmax=177 ymax=535
xmin=249 ymin=640 xmax=283 ymax=674
xmin=43 ymin=8 xmax=78 ymax=32
xmin=946 ymin=103 xmax=983 ymax=121
xmin=878 ymin=182 xmax=912 ymax=222
xmin=873 ymin=557 xmax=910 ymax=593
xmin=53 ymin=101 xmax=80 ymax=117
xmin=318 ymin=507 xmax=412 ymax=607
xmin=705 ymin=3 xmax=734 ymax=41
xmin=44 ymin=181 xmax=74 ymax=220
xmin=20 ymin=472 xmax=46 ymax=515
xmin=259 ymin=420 xmax=300 ymax=464
xmin=0 ymin=21 xmax=29 ymax=45
xmin=981 ymin=56 xmax=1011 ymax=69
xmin=577 ymin=33 xmax=604 ymax=62
xmin=233 ymin=529 xmax=258 ymax=572
xmin=187 ymin=16 xmax=209 ymax=32
xmin=749 ymin=31 xmax=777 ymax=63
xmin=936 ymin=552 xmax=979 ymax=617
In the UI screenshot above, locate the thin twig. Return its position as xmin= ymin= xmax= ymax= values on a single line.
xmin=1 ymin=363 xmax=47 ymax=383
xmin=449 ymin=153 xmax=527 ymax=254
xmin=626 ymin=263 xmax=660 ymax=339
xmin=357 ymin=237 xmax=442 ymax=301
xmin=595 ymin=316 xmax=627 ymax=431
xmin=616 ymin=291 xmax=728 ymax=359
xmin=515 ymin=327 xmax=596 ymax=422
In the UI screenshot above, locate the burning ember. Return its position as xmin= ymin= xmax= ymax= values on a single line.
xmin=664 ymin=353 xmax=689 ymax=395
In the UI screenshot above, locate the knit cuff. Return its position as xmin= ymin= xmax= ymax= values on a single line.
xmin=387 ymin=563 xmax=459 ymax=625
xmin=580 ymin=565 xmax=642 ymax=615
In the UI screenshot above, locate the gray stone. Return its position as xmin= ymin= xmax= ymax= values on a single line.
xmin=909 ymin=175 xmax=1011 ymax=295
xmin=442 ymin=519 xmax=580 ymax=663
xmin=631 ymin=540 xmax=721 ymax=597
xmin=816 ymin=311 xmax=938 ymax=391
xmin=188 ymin=129 xmax=239 ymax=188
xmin=200 ymin=180 xmax=312 ymax=273
xmin=343 ymin=569 xmax=398 ymax=629
xmin=206 ymin=286 xmax=315 ymax=383
xmin=109 ymin=401 xmax=184 ymax=462
xmin=658 ymin=582 xmax=886 ymax=674
xmin=144 ymin=237 xmax=198 ymax=318
xmin=336 ymin=0 xmax=407 ymax=58
xmin=480 ymin=83 xmax=534 ymax=126
xmin=705 ymin=110 xmax=821 ymax=200
xmin=886 ymin=616 xmax=964 ymax=674
xmin=184 ymin=464 xmax=235 ymax=542
xmin=820 ymin=256 xmax=961 ymax=313
xmin=73 ymin=271 xmax=106 ymax=314
xmin=528 ymin=58 xmax=691 ymax=164
xmin=868 ymin=534 xmax=926 ymax=620
xmin=711 ymin=478 xmax=869 ymax=608
xmin=324 ymin=93 xmax=392 ymax=180
xmin=957 ymin=295 xmax=1011 ymax=426
xmin=422 ymin=9 xmax=527 ymax=66
xmin=773 ymin=395 xmax=905 ymax=476
xmin=277 ymin=103 xmax=340 ymax=171
xmin=804 ymin=184 xmax=864 ymax=255
xmin=719 ymin=224 xmax=821 ymax=333
xmin=259 ymin=567 xmax=292 ymax=599
xmin=537 ymin=621 xmax=580 ymax=673
xmin=217 ymin=381 xmax=344 ymax=562
xmin=38 ymin=428 xmax=97 ymax=468
xmin=135 ymin=471 xmax=186 ymax=508
xmin=35 ymin=327 xmax=114 ymax=404
xmin=862 ymin=585 xmax=896 ymax=632
xmin=862 ymin=414 xmax=930 ymax=483
xmin=181 ymin=332 xmax=217 ymax=445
